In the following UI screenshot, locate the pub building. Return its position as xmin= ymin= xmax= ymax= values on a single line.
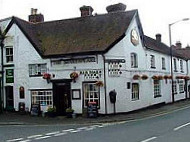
xmin=0 ymin=3 xmax=190 ymax=115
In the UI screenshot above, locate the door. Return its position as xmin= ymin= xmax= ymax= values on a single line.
xmin=5 ymin=86 xmax=14 ymax=111
xmin=53 ymin=82 xmax=71 ymax=115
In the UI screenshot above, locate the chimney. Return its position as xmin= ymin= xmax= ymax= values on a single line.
xmin=175 ymin=41 xmax=182 ymax=49
xmin=80 ymin=6 xmax=93 ymax=17
xmin=29 ymin=8 xmax=44 ymax=23
xmin=186 ymin=44 xmax=190 ymax=49
xmin=106 ymin=3 xmax=126 ymax=13
xmin=155 ymin=34 xmax=161 ymax=42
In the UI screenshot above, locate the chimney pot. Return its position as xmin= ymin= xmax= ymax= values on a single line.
xmin=29 ymin=8 xmax=44 ymax=23
xmin=106 ymin=3 xmax=126 ymax=13
xmin=176 ymin=41 xmax=182 ymax=49
xmin=80 ymin=6 xmax=93 ymax=17
xmin=155 ymin=34 xmax=161 ymax=42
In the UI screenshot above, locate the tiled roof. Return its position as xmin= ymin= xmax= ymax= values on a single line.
xmin=13 ymin=10 xmax=137 ymax=57
xmin=175 ymin=48 xmax=190 ymax=59
xmin=144 ymin=35 xmax=187 ymax=60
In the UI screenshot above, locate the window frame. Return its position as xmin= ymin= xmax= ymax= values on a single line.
xmin=173 ymin=81 xmax=177 ymax=94
xmin=180 ymin=60 xmax=184 ymax=73
xmin=29 ymin=64 xmax=47 ymax=77
xmin=5 ymin=46 xmax=13 ymax=63
xmin=83 ymin=82 xmax=100 ymax=108
xmin=162 ymin=57 xmax=166 ymax=70
xmin=173 ymin=58 xmax=177 ymax=72
xmin=179 ymin=80 xmax=184 ymax=93
xmin=154 ymin=80 xmax=161 ymax=98
xmin=132 ymin=83 xmax=139 ymax=101
xmin=31 ymin=89 xmax=53 ymax=107
xmin=150 ymin=55 xmax=156 ymax=69
xmin=131 ymin=53 xmax=138 ymax=68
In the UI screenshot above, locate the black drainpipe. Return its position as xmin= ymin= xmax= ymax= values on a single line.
xmin=0 ymin=40 xmax=4 ymax=112
xmin=102 ymin=54 xmax=107 ymax=114
xmin=186 ymin=60 xmax=189 ymax=99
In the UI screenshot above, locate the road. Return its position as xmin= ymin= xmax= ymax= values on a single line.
xmin=1 ymin=106 xmax=190 ymax=142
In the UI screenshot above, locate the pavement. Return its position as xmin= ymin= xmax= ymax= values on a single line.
xmin=0 ymin=99 xmax=190 ymax=126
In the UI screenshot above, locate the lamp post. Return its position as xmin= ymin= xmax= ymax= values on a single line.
xmin=169 ymin=18 xmax=189 ymax=103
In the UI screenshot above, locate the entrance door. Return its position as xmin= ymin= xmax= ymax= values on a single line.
xmin=53 ymin=82 xmax=71 ymax=115
xmin=5 ymin=86 xmax=14 ymax=111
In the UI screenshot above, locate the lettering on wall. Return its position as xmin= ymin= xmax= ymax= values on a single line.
xmin=106 ymin=59 xmax=125 ymax=77
xmin=51 ymin=57 xmax=96 ymax=66
xmin=80 ymin=70 xmax=102 ymax=80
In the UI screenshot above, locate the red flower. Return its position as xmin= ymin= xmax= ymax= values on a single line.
xmin=43 ymin=73 xmax=51 ymax=79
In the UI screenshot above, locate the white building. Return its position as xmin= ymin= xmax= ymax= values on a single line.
xmin=0 ymin=3 xmax=189 ymax=115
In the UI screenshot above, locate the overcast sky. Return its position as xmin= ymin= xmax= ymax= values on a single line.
xmin=0 ymin=0 xmax=189 ymax=47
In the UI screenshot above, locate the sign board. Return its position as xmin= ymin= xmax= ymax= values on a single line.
xmin=30 ymin=104 xmax=41 ymax=116
xmin=6 ymin=69 xmax=14 ymax=83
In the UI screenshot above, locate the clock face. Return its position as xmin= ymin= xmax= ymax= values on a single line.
xmin=131 ymin=29 xmax=139 ymax=46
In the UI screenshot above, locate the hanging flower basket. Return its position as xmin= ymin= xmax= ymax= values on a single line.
xmin=158 ymin=75 xmax=164 ymax=80
xmin=176 ymin=76 xmax=183 ymax=79
xmin=164 ymin=75 xmax=169 ymax=80
xmin=141 ymin=75 xmax=148 ymax=80
xmin=167 ymin=75 xmax=172 ymax=79
xmin=184 ymin=76 xmax=190 ymax=80
xmin=70 ymin=72 xmax=79 ymax=82
xmin=42 ymin=73 xmax=51 ymax=83
xmin=133 ymin=74 xmax=140 ymax=80
xmin=95 ymin=81 xmax=104 ymax=87
xmin=152 ymin=75 xmax=158 ymax=80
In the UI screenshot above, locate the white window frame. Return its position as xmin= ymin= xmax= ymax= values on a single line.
xmin=83 ymin=82 xmax=100 ymax=108
xmin=31 ymin=90 xmax=53 ymax=106
xmin=29 ymin=64 xmax=47 ymax=77
xmin=5 ymin=46 xmax=13 ymax=63
xmin=180 ymin=60 xmax=183 ymax=72
xmin=162 ymin=57 xmax=166 ymax=70
xmin=131 ymin=53 xmax=138 ymax=68
xmin=179 ymin=80 xmax=184 ymax=93
xmin=174 ymin=58 xmax=177 ymax=72
xmin=150 ymin=55 xmax=155 ymax=68
xmin=154 ymin=80 xmax=161 ymax=97
xmin=173 ymin=81 xmax=177 ymax=94
xmin=132 ymin=83 xmax=139 ymax=100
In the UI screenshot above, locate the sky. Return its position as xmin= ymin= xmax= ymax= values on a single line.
xmin=0 ymin=0 xmax=190 ymax=47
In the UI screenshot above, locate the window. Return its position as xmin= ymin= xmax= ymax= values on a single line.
xmin=29 ymin=64 xmax=47 ymax=77
xmin=174 ymin=58 xmax=177 ymax=72
xmin=83 ymin=82 xmax=100 ymax=108
xmin=132 ymin=83 xmax=139 ymax=100
xmin=173 ymin=81 xmax=177 ymax=94
xmin=162 ymin=57 xmax=166 ymax=70
xmin=179 ymin=80 xmax=184 ymax=93
xmin=180 ymin=60 xmax=183 ymax=72
xmin=131 ymin=53 xmax=138 ymax=68
xmin=6 ymin=46 xmax=13 ymax=63
xmin=31 ymin=90 xmax=53 ymax=106
xmin=154 ymin=80 xmax=161 ymax=97
xmin=150 ymin=55 xmax=155 ymax=68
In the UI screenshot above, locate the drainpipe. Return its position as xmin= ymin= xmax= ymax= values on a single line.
xmin=102 ymin=54 xmax=107 ymax=114
xmin=0 ymin=40 xmax=4 ymax=112
xmin=186 ymin=60 xmax=189 ymax=99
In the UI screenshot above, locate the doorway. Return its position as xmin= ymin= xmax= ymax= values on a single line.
xmin=53 ymin=82 xmax=71 ymax=115
xmin=5 ymin=86 xmax=14 ymax=111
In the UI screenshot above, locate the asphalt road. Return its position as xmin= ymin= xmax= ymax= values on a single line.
xmin=1 ymin=106 xmax=190 ymax=142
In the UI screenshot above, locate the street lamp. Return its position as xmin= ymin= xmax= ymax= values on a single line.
xmin=169 ymin=18 xmax=189 ymax=103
